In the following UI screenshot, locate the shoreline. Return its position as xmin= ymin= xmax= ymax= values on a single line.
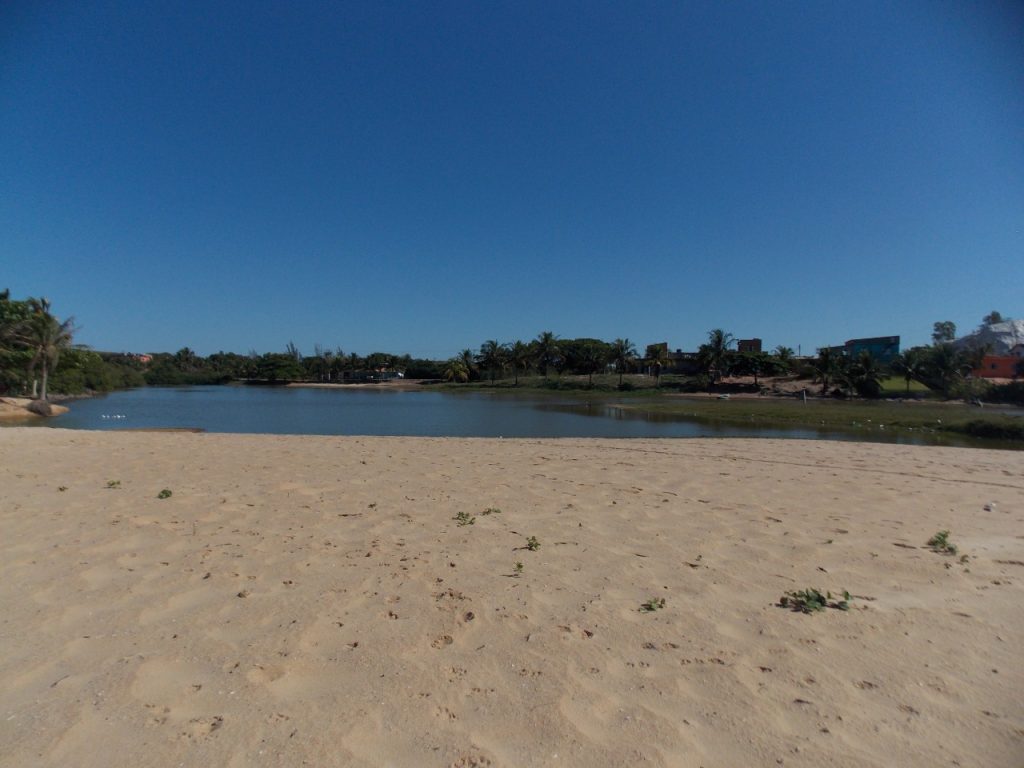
xmin=1 ymin=429 xmax=1021 ymax=767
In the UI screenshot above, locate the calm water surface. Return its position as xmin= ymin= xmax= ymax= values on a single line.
xmin=28 ymin=385 xmax=989 ymax=447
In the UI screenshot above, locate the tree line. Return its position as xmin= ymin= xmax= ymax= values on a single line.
xmin=3 ymin=289 xmax=1020 ymax=404
xmin=443 ymin=330 xmax=799 ymax=388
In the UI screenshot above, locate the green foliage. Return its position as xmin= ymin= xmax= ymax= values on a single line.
xmin=513 ymin=561 xmax=524 ymax=575
xmin=157 ymin=489 xmax=173 ymax=499
xmin=779 ymin=588 xmax=851 ymax=613
xmin=846 ymin=350 xmax=885 ymax=398
xmin=932 ymin=320 xmax=956 ymax=345
xmin=534 ymin=331 xmax=562 ymax=376
xmin=525 ymin=535 xmax=540 ymax=551
xmin=443 ymin=357 xmax=470 ymax=383
xmin=477 ymin=339 xmax=508 ymax=383
xmin=926 ymin=530 xmax=958 ymax=555
xmin=1 ymin=296 xmax=76 ymax=400
xmin=106 ymin=480 xmax=121 ymax=489
xmin=697 ymin=329 xmax=735 ymax=383
xmin=612 ymin=338 xmax=638 ymax=386
xmin=639 ymin=597 xmax=666 ymax=612
xmin=984 ymin=381 xmax=1024 ymax=407
xmin=453 ymin=511 xmax=476 ymax=526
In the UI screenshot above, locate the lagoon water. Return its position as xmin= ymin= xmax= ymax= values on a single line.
xmin=36 ymin=385 xmax=968 ymax=446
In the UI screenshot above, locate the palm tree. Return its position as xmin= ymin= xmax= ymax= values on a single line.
xmin=508 ymin=340 xmax=532 ymax=385
xmin=891 ymin=348 xmax=926 ymax=395
xmin=534 ymin=332 xmax=560 ymax=377
xmin=611 ymin=338 xmax=637 ymax=386
xmin=458 ymin=348 xmax=477 ymax=381
xmin=442 ymin=357 xmax=469 ymax=383
xmin=477 ymin=340 xmax=507 ymax=383
xmin=921 ymin=343 xmax=964 ymax=397
xmin=645 ymin=343 xmax=669 ymax=385
xmin=11 ymin=298 xmax=76 ymax=401
xmin=848 ymin=350 xmax=884 ymax=398
xmin=773 ymin=345 xmax=795 ymax=373
xmin=702 ymin=329 xmax=734 ymax=381
xmin=812 ymin=348 xmax=841 ymax=396
xmin=577 ymin=340 xmax=608 ymax=386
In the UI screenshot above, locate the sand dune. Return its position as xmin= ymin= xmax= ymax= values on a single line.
xmin=1 ymin=428 xmax=1021 ymax=767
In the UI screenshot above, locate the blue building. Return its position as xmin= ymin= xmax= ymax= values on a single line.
xmin=842 ymin=336 xmax=900 ymax=363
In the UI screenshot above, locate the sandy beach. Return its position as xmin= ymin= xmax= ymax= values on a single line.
xmin=1 ymin=428 xmax=1021 ymax=767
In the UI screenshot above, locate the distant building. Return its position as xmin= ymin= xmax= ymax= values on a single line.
xmin=737 ymin=338 xmax=762 ymax=354
xmin=973 ymin=344 xmax=1024 ymax=379
xmin=845 ymin=336 xmax=899 ymax=363
xmin=667 ymin=349 xmax=701 ymax=374
xmin=824 ymin=336 xmax=900 ymax=363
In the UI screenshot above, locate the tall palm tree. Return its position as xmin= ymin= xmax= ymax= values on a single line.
xmin=646 ymin=343 xmax=669 ymax=385
xmin=922 ymin=343 xmax=964 ymax=397
xmin=12 ymin=298 xmax=76 ymax=401
xmin=702 ymin=329 xmax=734 ymax=382
xmin=577 ymin=341 xmax=608 ymax=386
xmin=458 ymin=348 xmax=477 ymax=381
xmin=812 ymin=347 xmax=841 ymax=396
xmin=891 ymin=348 xmax=925 ymax=395
xmin=611 ymin=338 xmax=637 ymax=386
xmin=477 ymin=340 xmax=507 ymax=383
xmin=534 ymin=332 xmax=560 ymax=377
xmin=508 ymin=340 xmax=532 ymax=385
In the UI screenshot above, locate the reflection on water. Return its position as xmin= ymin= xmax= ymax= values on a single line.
xmin=13 ymin=385 xmax=1008 ymax=448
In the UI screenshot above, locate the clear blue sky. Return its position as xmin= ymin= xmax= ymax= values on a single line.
xmin=2 ymin=1 xmax=1022 ymax=359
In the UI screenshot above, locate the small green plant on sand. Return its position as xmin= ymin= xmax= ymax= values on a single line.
xmin=106 ymin=480 xmax=121 ymax=489
xmin=926 ymin=530 xmax=958 ymax=555
xmin=157 ymin=489 xmax=173 ymax=499
xmin=58 ymin=486 xmax=68 ymax=492
xmin=453 ymin=511 xmax=476 ymax=527
xmin=526 ymin=535 xmax=540 ymax=551
xmin=779 ymin=588 xmax=851 ymax=613
xmin=513 ymin=561 xmax=524 ymax=576
xmin=640 ymin=597 xmax=666 ymax=613
xmin=481 ymin=507 xmax=501 ymax=515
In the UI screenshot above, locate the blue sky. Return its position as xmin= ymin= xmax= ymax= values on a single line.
xmin=2 ymin=1 xmax=1022 ymax=358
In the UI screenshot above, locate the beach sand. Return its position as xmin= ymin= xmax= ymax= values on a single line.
xmin=1 ymin=428 xmax=1021 ymax=767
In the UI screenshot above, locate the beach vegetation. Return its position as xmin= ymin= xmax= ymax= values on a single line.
xmin=106 ymin=480 xmax=121 ymax=489
xmin=453 ymin=511 xmax=476 ymax=526
xmin=513 ymin=561 xmax=523 ymax=575
xmin=779 ymin=588 xmax=851 ymax=613
xmin=0 ymin=295 xmax=76 ymax=400
xmin=640 ymin=597 xmax=666 ymax=612
xmin=481 ymin=507 xmax=501 ymax=515
xmin=926 ymin=530 xmax=958 ymax=555
xmin=526 ymin=535 xmax=540 ymax=551
xmin=157 ymin=489 xmax=173 ymax=499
